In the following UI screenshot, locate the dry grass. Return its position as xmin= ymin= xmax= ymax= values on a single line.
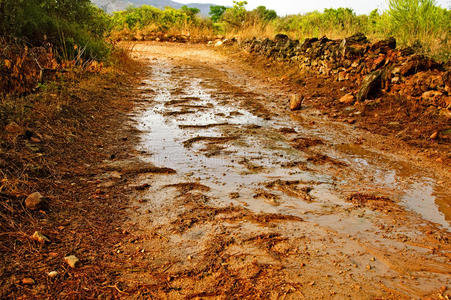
xmin=0 ymin=47 xmax=143 ymax=298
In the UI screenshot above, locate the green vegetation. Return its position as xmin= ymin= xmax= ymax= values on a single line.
xmin=0 ymin=0 xmax=449 ymax=61
xmin=0 ymin=0 xmax=111 ymax=60
xmin=273 ymin=1 xmax=450 ymax=60
xmin=108 ymin=4 xmax=215 ymax=40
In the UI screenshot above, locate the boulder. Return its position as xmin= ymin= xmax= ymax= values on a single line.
xmin=356 ymin=69 xmax=384 ymax=102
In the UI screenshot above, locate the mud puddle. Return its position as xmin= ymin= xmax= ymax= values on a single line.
xmin=120 ymin=44 xmax=450 ymax=298
xmin=134 ymin=58 xmax=449 ymax=231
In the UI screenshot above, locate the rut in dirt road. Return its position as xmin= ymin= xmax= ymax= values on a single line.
xmin=110 ymin=43 xmax=450 ymax=299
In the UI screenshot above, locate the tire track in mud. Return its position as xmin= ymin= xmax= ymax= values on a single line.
xmin=114 ymin=43 xmax=450 ymax=299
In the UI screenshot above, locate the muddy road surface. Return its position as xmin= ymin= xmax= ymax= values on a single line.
xmin=109 ymin=42 xmax=450 ymax=299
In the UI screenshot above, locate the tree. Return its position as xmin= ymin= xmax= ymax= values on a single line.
xmin=209 ymin=5 xmax=227 ymax=23
xmin=254 ymin=6 xmax=277 ymax=21
xmin=222 ymin=1 xmax=248 ymax=27
xmin=181 ymin=5 xmax=200 ymax=18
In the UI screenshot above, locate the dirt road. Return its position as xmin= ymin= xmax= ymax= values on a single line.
xmin=107 ymin=42 xmax=450 ymax=299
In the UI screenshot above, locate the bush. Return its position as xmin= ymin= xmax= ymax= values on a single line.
xmin=0 ymin=0 xmax=111 ymax=61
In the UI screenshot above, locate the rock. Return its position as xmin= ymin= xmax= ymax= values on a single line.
xmin=430 ymin=131 xmax=438 ymax=140
xmin=25 ymin=192 xmax=45 ymax=210
xmin=275 ymin=33 xmax=289 ymax=41
xmin=421 ymin=90 xmax=443 ymax=106
xmin=214 ymin=40 xmax=223 ymax=47
xmin=391 ymin=76 xmax=400 ymax=84
xmin=64 ymin=255 xmax=81 ymax=268
xmin=109 ymin=171 xmax=122 ymax=179
xmin=22 ymin=278 xmax=35 ymax=285
xmin=346 ymin=33 xmax=368 ymax=44
xmin=370 ymin=37 xmax=396 ymax=53
xmin=371 ymin=55 xmax=386 ymax=70
xmin=97 ymin=181 xmax=116 ymax=188
xmin=356 ymin=69 xmax=384 ymax=102
xmin=32 ymin=231 xmax=50 ymax=244
xmin=339 ymin=93 xmax=355 ymax=104
xmin=48 ymin=271 xmax=58 ymax=278
xmin=400 ymin=55 xmax=442 ymax=76
xmin=392 ymin=67 xmax=401 ymax=75
xmin=289 ymin=94 xmax=303 ymax=111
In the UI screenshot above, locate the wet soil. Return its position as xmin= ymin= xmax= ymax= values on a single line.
xmin=108 ymin=42 xmax=450 ymax=298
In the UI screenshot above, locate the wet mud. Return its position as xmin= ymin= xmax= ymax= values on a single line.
xmin=116 ymin=43 xmax=450 ymax=299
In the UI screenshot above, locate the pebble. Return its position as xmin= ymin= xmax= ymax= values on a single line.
xmin=339 ymin=93 xmax=355 ymax=104
xmin=48 ymin=271 xmax=58 ymax=278
xmin=64 ymin=255 xmax=81 ymax=268
xmin=31 ymin=231 xmax=50 ymax=244
xmin=25 ymin=192 xmax=44 ymax=210
xmin=22 ymin=278 xmax=35 ymax=285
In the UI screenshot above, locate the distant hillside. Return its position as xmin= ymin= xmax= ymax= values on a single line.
xmin=92 ymin=0 xmax=217 ymax=16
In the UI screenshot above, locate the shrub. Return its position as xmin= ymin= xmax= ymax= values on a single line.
xmin=0 ymin=0 xmax=111 ymax=61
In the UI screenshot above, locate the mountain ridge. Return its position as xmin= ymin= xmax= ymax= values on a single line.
xmin=92 ymin=0 xmax=217 ymax=16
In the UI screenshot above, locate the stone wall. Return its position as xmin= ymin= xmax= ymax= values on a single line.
xmin=237 ymin=33 xmax=450 ymax=112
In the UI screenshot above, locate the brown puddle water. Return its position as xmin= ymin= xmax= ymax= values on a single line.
xmin=133 ymin=58 xmax=450 ymax=233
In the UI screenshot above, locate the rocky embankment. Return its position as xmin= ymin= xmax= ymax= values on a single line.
xmin=238 ymin=33 xmax=450 ymax=116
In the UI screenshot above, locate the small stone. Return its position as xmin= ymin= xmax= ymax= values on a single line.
xmin=64 ymin=255 xmax=81 ymax=268
xmin=391 ymin=76 xmax=400 ymax=84
xmin=109 ymin=171 xmax=122 ymax=179
xmin=48 ymin=271 xmax=58 ymax=278
xmin=309 ymin=281 xmax=315 ymax=286
xmin=430 ymin=131 xmax=438 ymax=140
xmin=370 ymin=257 xmax=375 ymax=262
xmin=22 ymin=278 xmax=35 ymax=285
xmin=32 ymin=231 xmax=50 ymax=244
xmin=366 ymin=265 xmax=371 ymax=270
xmin=25 ymin=192 xmax=44 ymax=210
xmin=30 ymin=137 xmax=41 ymax=143
xmin=97 ymin=181 xmax=116 ymax=188
xmin=347 ymin=118 xmax=356 ymax=124
xmin=289 ymin=94 xmax=303 ymax=111
xmin=339 ymin=93 xmax=355 ymax=104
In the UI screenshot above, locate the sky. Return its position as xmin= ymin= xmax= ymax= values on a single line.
xmin=177 ymin=0 xmax=450 ymax=16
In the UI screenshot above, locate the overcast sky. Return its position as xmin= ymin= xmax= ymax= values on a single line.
xmin=178 ymin=0 xmax=450 ymax=15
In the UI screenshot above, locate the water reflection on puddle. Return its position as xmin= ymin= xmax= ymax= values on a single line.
xmin=134 ymin=59 xmax=450 ymax=232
